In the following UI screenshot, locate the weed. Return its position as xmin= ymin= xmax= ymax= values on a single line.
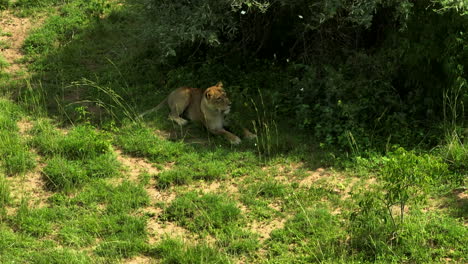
xmin=0 ymin=175 xmax=10 ymax=211
xmin=0 ymin=40 xmax=11 ymax=49
xmin=105 ymin=181 xmax=149 ymax=214
xmin=114 ymin=122 xmax=186 ymax=163
xmin=0 ymin=99 xmax=35 ymax=175
xmin=150 ymin=238 xmax=230 ymax=264
xmin=243 ymin=179 xmax=288 ymax=199
xmin=29 ymin=119 xmax=67 ymax=156
xmin=14 ymin=202 xmax=55 ymax=237
xmin=61 ymin=124 xmax=112 ymax=160
xmin=381 ymin=148 xmax=450 ymax=225
xmin=216 ymin=226 xmax=260 ymax=256
xmin=268 ymin=208 xmax=347 ymax=262
xmin=0 ymin=0 xmax=10 ymax=10
xmin=28 ymin=248 xmax=92 ymax=264
xmin=85 ymin=152 xmax=121 ymax=179
xmin=163 ymin=192 xmax=241 ymax=233
xmin=94 ymin=214 xmax=147 ymax=258
xmin=0 ymin=131 xmax=36 ymax=175
xmin=156 ymin=155 xmax=227 ymax=189
xmin=0 ymin=55 xmax=9 ymax=70
xmin=436 ymin=131 xmax=467 ymax=177
xmin=42 ymin=156 xmax=87 ymax=193
xmin=156 ymin=168 xmax=193 ymax=189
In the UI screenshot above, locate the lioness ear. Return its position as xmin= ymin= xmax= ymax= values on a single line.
xmin=216 ymin=81 xmax=223 ymax=87
xmin=205 ymin=91 xmax=212 ymax=99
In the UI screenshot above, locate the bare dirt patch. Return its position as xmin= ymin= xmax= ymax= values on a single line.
xmin=124 ymin=256 xmax=157 ymax=264
xmin=249 ymin=217 xmax=287 ymax=242
xmin=114 ymin=148 xmax=192 ymax=244
xmin=17 ymin=118 xmax=33 ymax=138
xmin=0 ymin=11 xmax=33 ymax=74
xmin=115 ymin=149 xmax=161 ymax=182
xmin=5 ymin=119 xmax=51 ymax=213
xmin=298 ymin=167 xmax=329 ymax=187
xmin=6 ymin=163 xmax=51 ymax=211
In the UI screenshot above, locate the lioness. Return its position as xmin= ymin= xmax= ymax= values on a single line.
xmin=140 ymin=82 xmax=255 ymax=144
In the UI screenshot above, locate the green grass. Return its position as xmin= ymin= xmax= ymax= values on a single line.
xmin=150 ymin=238 xmax=231 ymax=264
xmin=114 ymin=122 xmax=186 ymax=163
xmin=0 ymin=99 xmax=35 ymax=175
xmin=0 ymin=54 xmax=9 ymax=69
xmin=162 ymin=192 xmax=242 ymax=233
xmin=267 ymin=208 xmax=347 ymax=262
xmin=42 ymin=156 xmax=87 ymax=192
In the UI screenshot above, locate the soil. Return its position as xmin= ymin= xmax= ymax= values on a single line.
xmin=0 ymin=10 xmax=33 ymax=74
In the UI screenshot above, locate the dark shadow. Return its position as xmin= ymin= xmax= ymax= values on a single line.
xmin=15 ymin=0 xmax=329 ymax=170
xmin=440 ymin=188 xmax=468 ymax=219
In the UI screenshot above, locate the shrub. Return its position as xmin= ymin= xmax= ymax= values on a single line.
xmin=381 ymin=148 xmax=450 ymax=224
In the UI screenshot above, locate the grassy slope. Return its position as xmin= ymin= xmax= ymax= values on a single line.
xmin=0 ymin=1 xmax=466 ymax=263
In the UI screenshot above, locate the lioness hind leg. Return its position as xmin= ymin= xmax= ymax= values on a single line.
xmin=167 ymin=88 xmax=191 ymax=126
xmin=242 ymin=128 xmax=257 ymax=140
xmin=210 ymin=128 xmax=241 ymax=145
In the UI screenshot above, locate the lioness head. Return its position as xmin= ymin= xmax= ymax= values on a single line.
xmin=204 ymin=82 xmax=231 ymax=113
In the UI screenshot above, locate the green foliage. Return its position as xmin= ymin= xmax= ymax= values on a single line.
xmin=163 ymin=192 xmax=241 ymax=233
xmin=151 ymin=238 xmax=230 ymax=264
xmin=350 ymin=193 xmax=468 ymax=263
xmin=381 ymin=148 xmax=450 ymax=223
xmin=0 ymin=0 xmax=9 ymax=10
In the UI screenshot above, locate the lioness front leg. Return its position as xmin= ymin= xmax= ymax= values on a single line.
xmin=167 ymin=87 xmax=191 ymax=126
xmin=210 ymin=128 xmax=241 ymax=145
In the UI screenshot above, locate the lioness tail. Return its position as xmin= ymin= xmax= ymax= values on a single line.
xmin=139 ymin=97 xmax=168 ymax=118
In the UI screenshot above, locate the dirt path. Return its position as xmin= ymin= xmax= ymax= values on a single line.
xmin=0 ymin=10 xmax=33 ymax=74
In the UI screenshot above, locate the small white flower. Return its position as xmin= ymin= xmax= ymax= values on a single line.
xmin=298 ymin=15 xmax=303 ymax=19
xmin=300 ymin=88 xmax=304 ymax=92
xmin=241 ymin=10 xmax=246 ymax=15
xmin=286 ymin=58 xmax=290 ymax=63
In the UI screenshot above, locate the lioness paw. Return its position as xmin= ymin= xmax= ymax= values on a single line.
xmin=230 ymin=136 xmax=241 ymax=145
xmin=242 ymin=128 xmax=257 ymax=140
